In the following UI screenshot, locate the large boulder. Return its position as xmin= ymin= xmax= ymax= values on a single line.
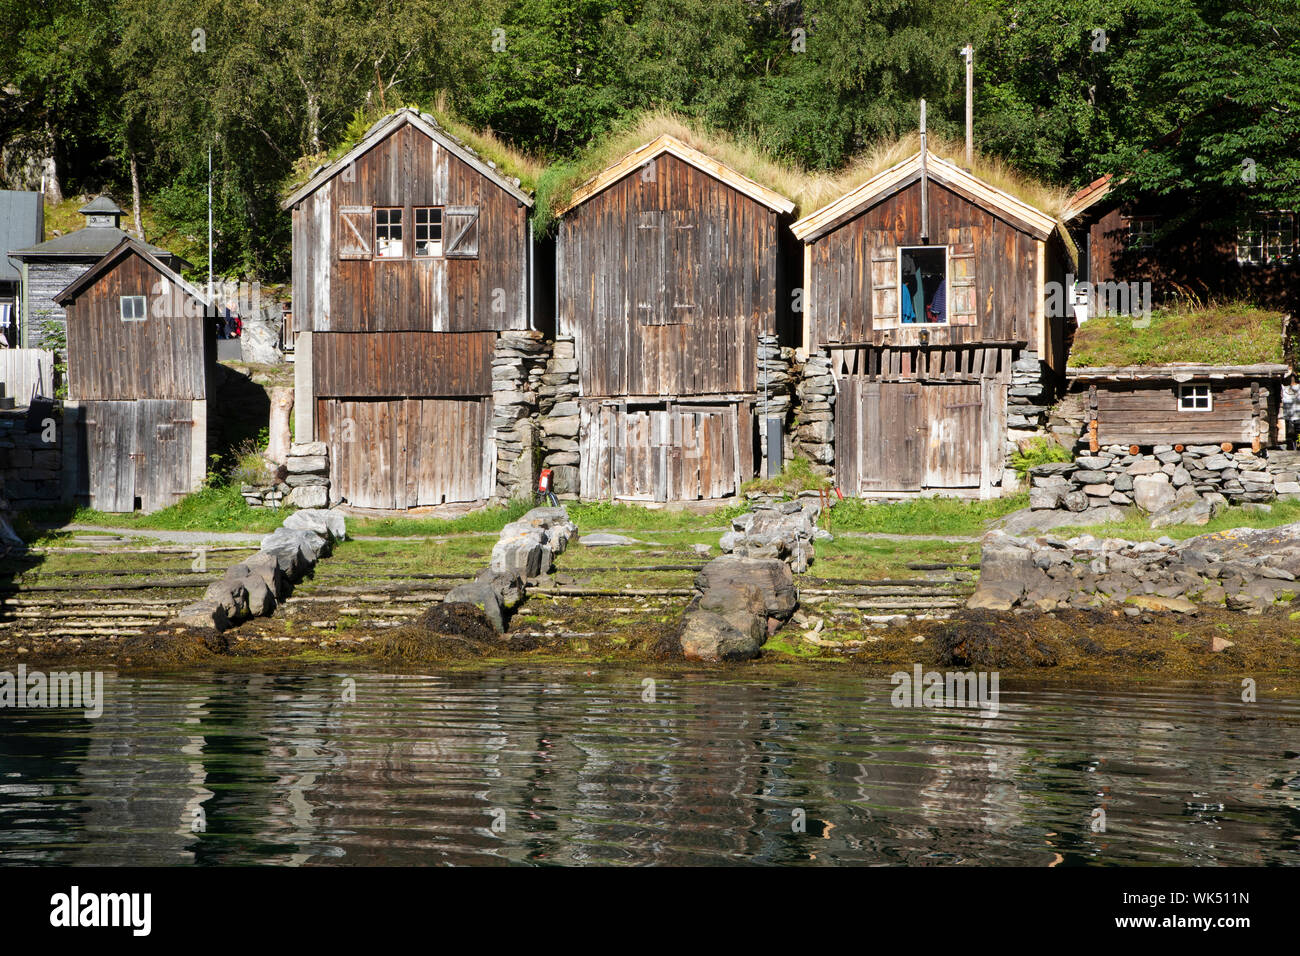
xmin=243 ymin=551 xmax=289 ymax=599
xmin=1133 ymin=473 xmax=1177 ymax=513
xmin=175 ymin=600 xmax=230 ymax=632
xmin=238 ymin=572 xmax=276 ymax=616
xmin=204 ymin=580 xmax=249 ymax=622
xmin=967 ymin=532 xmax=1040 ymax=611
xmin=283 ymin=508 xmax=347 ymax=542
xmin=490 ymin=506 xmax=577 ymax=578
xmin=675 ymin=556 xmax=797 ymax=662
xmin=444 ymin=580 xmax=507 ymax=633
xmin=1149 ymin=494 xmax=1219 ymax=529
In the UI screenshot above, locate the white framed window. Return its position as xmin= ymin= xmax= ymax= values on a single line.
xmin=414 ymin=206 xmax=443 ymax=257
xmin=1237 ymin=211 xmax=1297 ymax=265
xmin=897 ymin=245 xmax=950 ymax=324
xmin=120 ymin=295 xmax=146 ymax=321
xmin=1126 ymin=217 xmax=1157 ymax=250
xmin=1178 ymin=384 xmax=1212 ymax=411
xmin=374 ymin=207 xmax=404 ymax=258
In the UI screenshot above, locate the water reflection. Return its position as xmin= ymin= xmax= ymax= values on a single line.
xmin=0 ymin=670 xmax=1296 ymax=865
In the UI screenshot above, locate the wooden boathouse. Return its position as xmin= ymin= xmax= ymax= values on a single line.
xmin=791 ymin=148 xmax=1074 ymax=497
xmin=554 ymin=134 xmax=796 ymax=501
xmin=283 ymin=108 xmax=535 ymax=509
xmin=55 ymin=236 xmax=214 ymax=512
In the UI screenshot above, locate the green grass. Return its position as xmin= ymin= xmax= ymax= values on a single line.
xmin=1009 ymin=436 xmax=1073 ymax=480
xmin=567 ymin=500 xmax=744 ymax=531
xmin=25 ymin=483 xmax=288 ymax=537
xmin=1068 ymin=303 xmax=1286 ymax=368
xmin=741 ymin=456 xmax=831 ymax=496
xmin=346 ymin=499 xmax=534 ymax=537
xmin=1044 ymin=499 xmax=1300 ymax=541
xmin=825 ymin=493 xmax=1029 ymax=536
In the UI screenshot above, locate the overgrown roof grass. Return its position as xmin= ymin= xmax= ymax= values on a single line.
xmin=282 ymin=102 xmax=1073 ymax=242
xmin=533 ymin=114 xmax=1073 ymax=235
xmin=1067 ymin=303 xmax=1287 ymax=368
xmin=283 ymin=93 xmax=546 ymax=204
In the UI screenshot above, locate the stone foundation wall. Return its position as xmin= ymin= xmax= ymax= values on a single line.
xmin=1005 ymin=349 xmax=1053 ymax=460
xmin=243 ymin=441 xmax=330 ymax=509
xmin=793 ymin=350 xmax=834 ymax=475
xmin=756 ymin=334 xmax=795 ymax=475
xmin=0 ymin=408 xmax=62 ymax=511
xmin=538 ymin=335 xmax=580 ymax=497
xmin=1030 ymin=445 xmax=1300 ymax=515
xmin=492 ymin=330 xmax=548 ymax=502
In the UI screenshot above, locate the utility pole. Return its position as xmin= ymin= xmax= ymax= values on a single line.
xmin=960 ymin=44 xmax=974 ymax=167
xmin=207 ymin=144 xmax=213 ymax=301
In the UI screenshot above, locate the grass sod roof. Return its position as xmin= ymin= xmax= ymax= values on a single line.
xmin=535 ymin=113 xmax=1075 ymax=237
xmin=282 ymin=103 xmax=1076 ymax=242
xmin=1067 ymin=304 xmax=1288 ymax=369
xmin=282 ymin=96 xmax=546 ymax=207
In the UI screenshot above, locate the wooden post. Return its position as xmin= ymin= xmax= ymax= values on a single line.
xmin=961 ymin=45 xmax=974 ymax=168
xmin=1088 ymin=384 xmax=1099 ymax=453
xmin=919 ymin=99 xmax=929 ymax=241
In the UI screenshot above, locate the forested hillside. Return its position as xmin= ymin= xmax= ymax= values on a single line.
xmin=1 ymin=0 xmax=1296 ymax=282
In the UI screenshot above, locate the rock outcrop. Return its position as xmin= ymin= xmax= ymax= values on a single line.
xmin=969 ymin=522 xmax=1300 ymax=614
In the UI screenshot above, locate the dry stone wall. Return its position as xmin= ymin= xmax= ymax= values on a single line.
xmin=492 ymin=330 xmax=548 ymax=502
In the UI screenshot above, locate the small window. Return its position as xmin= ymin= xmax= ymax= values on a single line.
xmin=1126 ymin=217 xmax=1157 ymax=250
xmin=120 ymin=295 xmax=146 ymax=321
xmin=414 ymin=207 xmax=443 ymax=257
xmin=898 ymin=246 xmax=949 ymax=324
xmin=375 ymin=207 xmax=404 ymax=258
xmin=1179 ymin=384 xmax=1212 ymax=411
xmin=1237 ymin=211 xmax=1297 ymax=265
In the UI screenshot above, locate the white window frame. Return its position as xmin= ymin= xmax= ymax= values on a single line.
xmin=120 ymin=295 xmax=147 ymax=322
xmin=374 ymin=207 xmax=404 ymax=259
xmin=1236 ymin=211 xmax=1296 ymax=265
xmin=897 ymin=245 xmax=950 ymax=325
xmin=413 ymin=206 xmax=444 ymax=258
xmin=1178 ymin=384 xmax=1212 ymax=412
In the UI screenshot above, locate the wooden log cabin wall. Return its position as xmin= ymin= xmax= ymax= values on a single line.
xmin=54 ymin=237 xmax=214 ymax=512
xmin=554 ymin=135 xmax=796 ymax=502
xmin=791 ymin=150 xmax=1073 ymax=498
xmin=1068 ymin=365 xmax=1288 ymax=451
xmin=283 ymin=109 xmax=535 ymax=509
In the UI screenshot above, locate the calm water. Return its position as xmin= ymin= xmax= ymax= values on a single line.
xmin=0 ymin=668 xmax=1297 ymax=866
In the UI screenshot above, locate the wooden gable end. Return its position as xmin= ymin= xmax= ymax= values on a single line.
xmin=558 ymin=151 xmax=779 ymax=398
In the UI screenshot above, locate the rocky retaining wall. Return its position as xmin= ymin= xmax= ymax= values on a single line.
xmin=243 ymin=441 xmax=330 ymax=509
xmin=756 ymin=334 xmax=796 ymax=475
xmin=971 ymin=523 xmax=1300 ymax=615
xmin=1029 ymin=447 xmax=1300 ymax=526
xmin=0 ymin=408 xmax=61 ymax=512
xmin=793 ymin=350 xmax=834 ymax=475
xmin=492 ymin=330 xmax=548 ymax=502
xmin=176 ymin=508 xmax=347 ymax=631
xmin=538 ymin=336 xmax=580 ymax=497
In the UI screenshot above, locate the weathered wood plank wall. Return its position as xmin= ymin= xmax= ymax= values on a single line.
xmin=312 ymin=330 xmax=494 ymax=397
xmin=557 ymin=153 xmax=778 ymax=398
xmin=65 ymin=251 xmax=210 ymax=401
xmin=1093 ymin=383 xmax=1275 ymax=446
xmin=807 ymin=178 xmax=1039 ymax=349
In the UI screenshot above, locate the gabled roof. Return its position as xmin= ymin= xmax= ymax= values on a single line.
xmin=79 ymin=194 xmax=124 ymax=216
xmin=282 ymin=108 xmax=534 ymax=210
xmin=53 ymin=236 xmax=210 ymax=309
xmin=0 ymin=190 xmax=43 ymax=282
xmin=555 ymin=134 xmax=797 ymax=217
xmin=10 ymin=197 xmax=183 ymax=264
xmin=1062 ymin=174 xmax=1116 ymax=221
xmin=791 ymin=150 xmax=1060 ymax=242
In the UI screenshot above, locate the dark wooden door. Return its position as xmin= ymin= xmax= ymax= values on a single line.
xmin=836 ymin=380 xmax=923 ymax=493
